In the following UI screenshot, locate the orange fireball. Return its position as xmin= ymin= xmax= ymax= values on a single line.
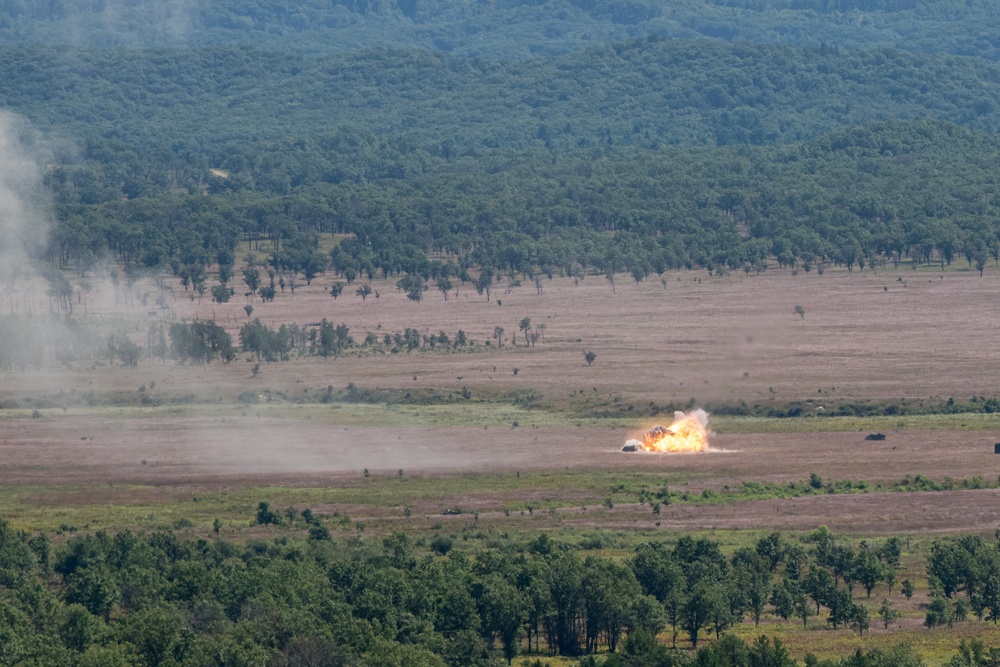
xmin=623 ymin=410 xmax=710 ymax=453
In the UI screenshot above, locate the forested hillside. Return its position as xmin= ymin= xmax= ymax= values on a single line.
xmin=0 ymin=37 xmax=996 ymax=285
xmin=1 ymin=0 xmax=999 ymax=310
xmin=8 ymin=40 xmax=1000 ymax=152
xmin=42 ymin=120 xmax=1000 ymax=287
xmin=2 ymin=0 xmax=1000 ymax=59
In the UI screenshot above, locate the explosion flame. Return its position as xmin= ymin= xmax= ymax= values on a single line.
xmin=623 ymin=409 xmax=710 ymax=453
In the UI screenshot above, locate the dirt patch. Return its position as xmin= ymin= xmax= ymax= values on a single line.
xmin=5 ymin=412 xmax=997 ymax=483
xmin=569 ymin=489 xmax=1000 ymax=535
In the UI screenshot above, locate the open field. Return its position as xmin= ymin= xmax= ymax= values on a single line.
xmin=8 ymin=263 xmax=1000 ymax=408
xmin=5 ymin=264 xmax=1000 ymax=662
xmin=2 ymin=264 xmax=1000 ymax=535
xmin=2 ymin=407 xmax=1000 ymax=533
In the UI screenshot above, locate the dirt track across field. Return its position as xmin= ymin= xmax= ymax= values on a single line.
xmin=3 ymin=415 xmax=998 ymax=484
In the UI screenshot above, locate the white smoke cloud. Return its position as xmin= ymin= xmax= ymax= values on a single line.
xmin=99 ymin=0 xmax=195 ymax=45
xmin=56 ymin=0 xmax=196 ymax=47
xmin=0 ymin=111 xmax=48 ymax=288
xmin=684 ymin=408 xmax=709 ymax=428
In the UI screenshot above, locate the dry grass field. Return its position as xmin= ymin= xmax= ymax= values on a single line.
xmin=10 ymin=263 xmax=1000 ymax=404
xmin=2 ymin=263 xmax=1000 ymax=535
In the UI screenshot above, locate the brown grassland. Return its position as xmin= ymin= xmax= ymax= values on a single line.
xmin=3 ymin=260 xmax=1000 ymax=661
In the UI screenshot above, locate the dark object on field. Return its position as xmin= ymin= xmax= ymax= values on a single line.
xmin=994 ymin=443 xmax=1000 ymax=454
xmin=864 ymin=433 xmax=886 ymax=441
xmin=80 ymin=436 xmax=93 ymax=441
xmin=442 ymin=508 xmax=462 ymax=515
xmin=622 ymin=443 xmax=639 ymax=452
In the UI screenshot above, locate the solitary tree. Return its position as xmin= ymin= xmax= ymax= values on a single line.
xmin=732 ymin=558 xmax=772 ymax=627
xmin=356 ymin=284 xmax=372 ymax=301
xmin=437 ymin=276 xmax=453 ymax=301
xmin=301 ymin=252 xmax=327 ymax=285
xmin=329 ymin=282 xmax=344 ymax=299
xmin=805 ymin=567 xmax=835 ymax=614
xmin=493 ymin=326 xmax=505 ymax=349
xmin=794 ymin=588 xmax=815 ymax=629
xmin=584 ymin=351 xmax=597 ymax=366
xmin=243 ymin=267 xmax=260 ymax=295
xmin=682 ymin=579 xmax=720 ymax=649
xmin=926 ymin=594 xmax=955 ymax=629
xmin=475 ymin=269 xmax=494 ymax=301
xmin=878 ymin=599 xmax=900 ymax=629
xmin=519 ymin=317 xmax=532 ymax=345
xmin=396 ymin=275 xmax=426 ymax=302
xmin=826 ymin=588 xmax=854 ymax=629
xmin=794 ymin=305 xmax=805 ymax=319
xmin=211 ymin=283 xmax=231 ymax=304
xmin=770 ymin=579 xmax=796 ymax=621
xmin=854 ymin=548 xmax=886 ymax=598
xmin=850 ymin=604 xmax=870 ymax=638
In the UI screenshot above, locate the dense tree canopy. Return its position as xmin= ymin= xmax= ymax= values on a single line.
xmin=0 ymin=516 xmax=988 ymax=666
xmin=0 ymin=33 xmax=993 ymax=287
xmin=33 ymin=117 xmax=1000 ymax=287
xmin=3 ymin=0 xmax=1000 ymax=60
xmin=0 ymin=1 xmax=998 ymax=289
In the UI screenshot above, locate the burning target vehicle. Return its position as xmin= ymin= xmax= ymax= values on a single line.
xmin=622 ymin=409 xmax=710 ymax=453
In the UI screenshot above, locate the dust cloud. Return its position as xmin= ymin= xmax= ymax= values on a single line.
xmin=0 ymin=111 xmax=48 ymax=299
xmin=0 ymin=111 xmax=121 ymax=373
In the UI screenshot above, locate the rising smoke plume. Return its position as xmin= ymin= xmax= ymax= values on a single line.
xmin=73 ymin=0 xmax=195 ymax=46
xmin=0 ymin=111 xmax=48 ymax=289
xmin=14 ymin=1 xmax=195 ymax=48
xmin=0 ymin=111 xmax=58 ymax=372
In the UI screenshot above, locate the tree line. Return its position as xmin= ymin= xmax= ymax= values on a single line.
xmin=3 ymin=33 xmax=999 ymax=292
xmin=33 ymin=118 xmax=1000 ymax=305
xmin=925 ymin=535 xmax=1000 ymax=626
xmin=0 ymin=314 xmax=485 ymax=372
xmin=0 ymin=517 xmax=994 ymax=666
